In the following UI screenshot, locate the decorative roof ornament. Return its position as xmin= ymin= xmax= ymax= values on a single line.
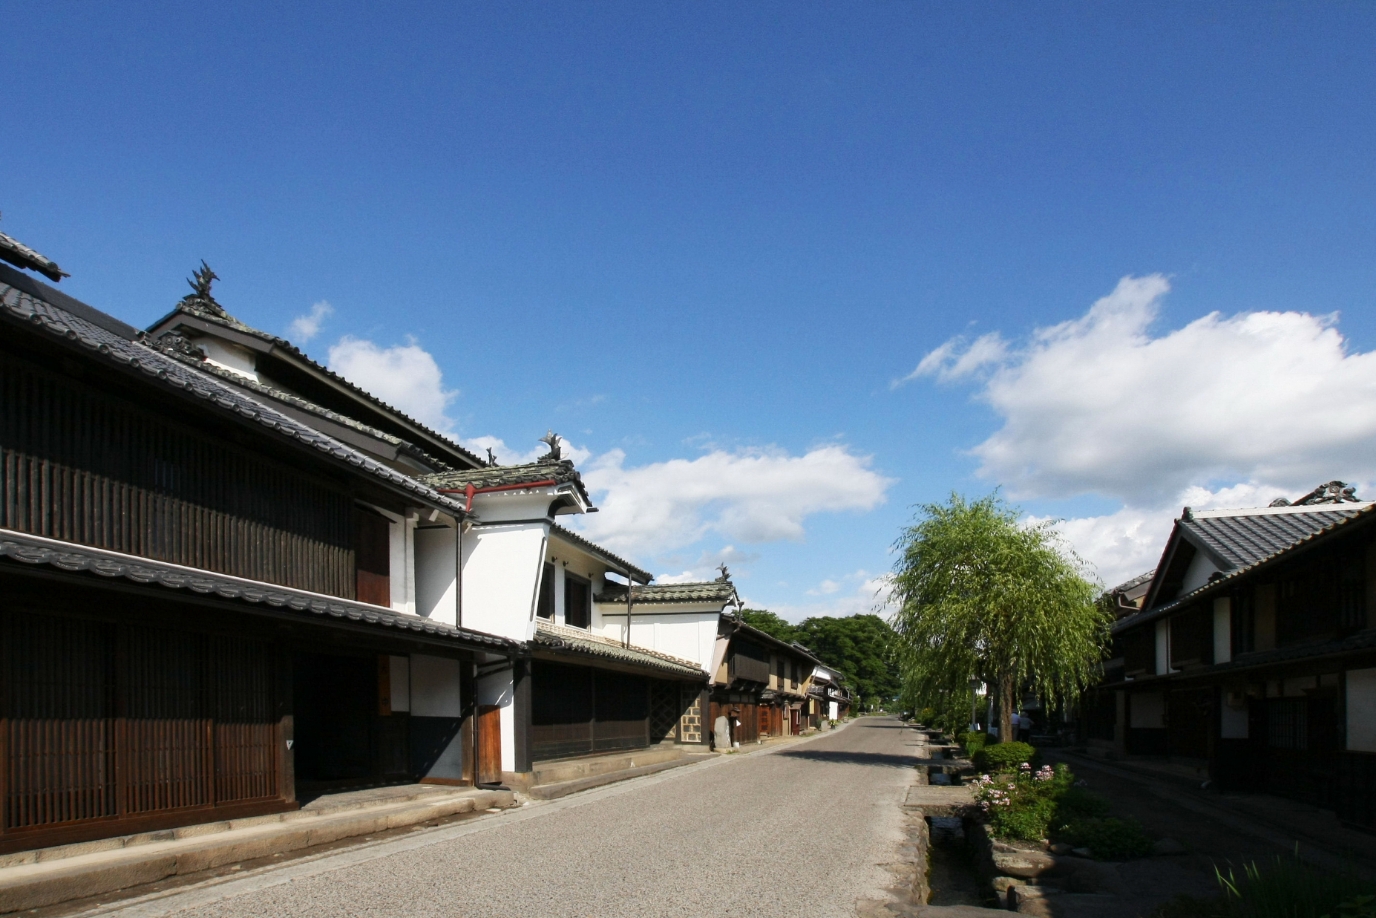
xmin=178 ymin=261 xmax=228 ymax=319
xmin=716 ymin=563 xmax=730 ymax=582
xmin=1293 ymin=480 xmax=1361 ymax=505
xmin=538 ymin=430 xmax=563 ymax=463
xmin=486 ymin=447 xmax=497 ymax=466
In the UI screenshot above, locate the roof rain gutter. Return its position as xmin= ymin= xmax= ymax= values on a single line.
xmin=439 ymin=480 xmax=559 ymax=512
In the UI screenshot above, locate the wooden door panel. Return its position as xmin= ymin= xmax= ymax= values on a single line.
xmin=477 ymin=705 xmax=502 ymax=784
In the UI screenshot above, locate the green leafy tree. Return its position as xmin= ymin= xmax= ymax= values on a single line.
xmin=739 ymin=609 xmax=798 ymax=644
xmin=795 ymin=614 xmax=900 ymax=710
xmin=890 ymin=492 xmax=1109 ymax=742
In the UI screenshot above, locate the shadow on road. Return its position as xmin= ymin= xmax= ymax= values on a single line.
xmin=777 ymin=749 xmax=915 ymax=768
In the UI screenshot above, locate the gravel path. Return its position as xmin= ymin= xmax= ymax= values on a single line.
xmin=97 ymin=718 xmax=920 ymax=918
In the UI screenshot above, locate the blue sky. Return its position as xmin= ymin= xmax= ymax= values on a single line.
xmin=8 ymin=3 xmax=1376 ymax=618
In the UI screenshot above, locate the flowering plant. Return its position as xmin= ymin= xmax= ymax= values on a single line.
xmin=972 ymin=762 xmax=1073 ymax=840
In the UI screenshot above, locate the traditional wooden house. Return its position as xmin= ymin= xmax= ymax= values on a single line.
xmin=808 ymin=663 xmax=851 ymax=727
xmin=0 ymin=251 xmax=523 ymax=854
xmin=707 ymin=615 xmax=823 ymax=747
xmin=419 ymin=456 xmax=721 ymax=782
xmin=1094 ymin=482 xmax=1376 ymax=829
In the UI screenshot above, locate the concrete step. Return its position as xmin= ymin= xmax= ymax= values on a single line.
xmin=528 ymin=754 xmax=711 ymax=800
xmin=0 ymin=788 xmax=516 ymax=914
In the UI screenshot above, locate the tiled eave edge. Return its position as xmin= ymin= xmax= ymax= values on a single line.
xmin=1114 ymin=503 xmax=1376 ymax=637
xmin=0 ymin=529 xmax=520 ymax=651
xmin=533 ymin=623 xmax=704 ymax=679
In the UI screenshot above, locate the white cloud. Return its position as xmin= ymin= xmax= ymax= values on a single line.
xmin=327 ymin=335 xmax=459 ymax=436
xmin=771 ymin=573 xmax=894 ymax=624
xmin=920 ymin=275 xmax=1376 ymax=505
xmin=289 ymin=300 xmax=333 ymax=342
xmin=466 ymin=434 xmax=592 ymax=467
xmin=1039 ymin=479 xmax=1373 ymax=589
xmin=816 ymin=579 xmax=842 ymax=595
xmin=574 ymin=444 xmax=895 ymax=556
xmin=656 ymin=570 xmax=701 ymax=585
xmin=897 ymin=331 xmax=1008 ymax=386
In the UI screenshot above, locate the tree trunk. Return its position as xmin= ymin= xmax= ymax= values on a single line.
xmin=999 ymin=674 xmax=1016 ymax=744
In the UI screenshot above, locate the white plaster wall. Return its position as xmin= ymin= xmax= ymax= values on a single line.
xmin=1155 ymin=620 xmax=1172 ymax=675
xmin=415 ymin=526 xmax=457 ymax=624
xmin=620 ymin=612 xmax=720 ymax=672
xmin=199 ymin=338 xmax=259 ymax=382
xmin=389 ymin=655 xmax=410 ymax=712
xmin=462 ymin=521 xmax=549 ymax=642
xmin=828 ymin=701 xmax=838 ymax=720
xmin=1220 ymin=699 xmax=1248 ymax=739
xmin=553 ymin=563 xmax=566 ymax=625
xmin=1129 ymin=692 xmax=1165 ymax=729
xmin=1213 ymin=597 xmax=1232 ymax=664
xmin=411 ymin=654 xmax=462 ymax=717
xmin=478 ymin=669 xmax=516 ymax=772
xmin=1180 ymin=550 xmax=1222 ymax=596
xmin=1348 ymin=667 xmax=1376 ymax=752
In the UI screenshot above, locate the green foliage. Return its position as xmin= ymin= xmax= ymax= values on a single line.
xmin=1212 ymin=856 xmax=1375 ymax=918
xmin=738 ymin=610 xmax=901 ymax=708
xmin=795 ymin=613 xmax=901 ymax=706
xmin=889 ymin=493 xmax=1110 ymax=735
xmin=1055 ymin=817 xmax=1153 ymax=860
xmin=973 ymin=741 xmax=1038 ymax=773
xmin=971 ymin=763 xmax=1070 ymax=841
xmin=958 ymin=730 xmax=988 ymax=758
xmin=1052 ymin=787 xmax=1110 ymax=824
xmin=739 ymin=609 xmax=797 ymax=643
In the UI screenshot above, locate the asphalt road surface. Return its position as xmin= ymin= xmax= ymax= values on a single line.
xmin=93 ymin=718 xmax=920 ymax=918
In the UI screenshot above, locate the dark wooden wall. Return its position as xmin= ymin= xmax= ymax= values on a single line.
xmin=0 ymin=345 xmax=355 ymax=597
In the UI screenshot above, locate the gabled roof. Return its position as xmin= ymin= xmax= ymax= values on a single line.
xmin=146 ymin=290 xmax=486 ymax=470
xmin=0 ymin=230 xmax=68 ymax=282
xmin=1145 ymin=501 xmax=1374 ymax=609
xmin=0 ymin=267 xmax=469 ymax=518
xmin=1117 ymin=501 xmax=1376 ymax=635
xmin=725 ymin=614 xmax=823 ymax=666
xmin=422 ymin=458 xmax=591 ymax=508
xmin=595 ymin=579 xmax=739 ymax=606
xmin=548 ymin=524 xmax=652 ymax=584
xmin=1 ymin=529 xmax=518 ymax=651
xmin=532 ymin=620 xmax=705 ymax=679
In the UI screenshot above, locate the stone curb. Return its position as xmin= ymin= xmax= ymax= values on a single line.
xmin=0 ymin=790 xmax=516 ymax=914
xmin=527 ymin=755 xmax=712 ymax=800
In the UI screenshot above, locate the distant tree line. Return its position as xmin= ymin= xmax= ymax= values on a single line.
xmin=739 ymin=610 xmax=900 ymax=711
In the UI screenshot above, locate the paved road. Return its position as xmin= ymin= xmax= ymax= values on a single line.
xmin=94 ymin=718 xmax=920 ymax=918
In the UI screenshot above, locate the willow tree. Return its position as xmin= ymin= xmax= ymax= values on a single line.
xmin=890 ymin=493 xmax=1109 ymax=742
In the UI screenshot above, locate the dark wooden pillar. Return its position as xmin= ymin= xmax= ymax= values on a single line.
xmin=460 ymin=662 xmax=476 ymax=785
xmin=278 ymin=647 xmax=296 ymax=803
xmin=512 ymin=658 xmax=532 ymax=774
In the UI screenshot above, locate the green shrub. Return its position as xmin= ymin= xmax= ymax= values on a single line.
xmin=1214 ymin=855 xmax=1375 ymax=918
xmin=917 ymin=707 xmax=937 ymax=725
xmin=1053 ymin=787 xmax=1110 ymax=824
xmin=972 ymin=762 xmax=1070 ymax=841
xmin=957 ymin=730 xmax=988 ymax=758
xmin=973 ymin=741 xmax=1038 ymax=773
xmin=1055 ymin=816 xmax=1153 ymax=860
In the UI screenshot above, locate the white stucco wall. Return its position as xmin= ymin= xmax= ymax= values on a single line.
xmin=1155 ymin=619 xmax=1172 ymax=675
xmin=478 ymin=669 xmax=516 ymax=772
xmin=415 ymin=525 xmax=457 ymax=624
xmin=411 ymin=654 xmax=463 ymax=717
xmin=198 ymin=338 xmax=259 ymax=382
xmin=610 ymin=610 xmax=720 ymax=672
xmin=1348 ymin=667 xmax=1376 ymax=752
xmin=389 ymin=655 xmax=410 ymax=712
xmin=1213 ymin=597 xmax=1232 ymax=664
xmin=462 ymin=521 xmax=549 ymax=642
xmin=1180 ymin=549 xmax=1222 ymax=596
xmin=1129 ymin=692 xmax=1165 ymax=729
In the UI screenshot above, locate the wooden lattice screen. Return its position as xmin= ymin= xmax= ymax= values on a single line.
xmin=2 ymin=611 xmax=282 ymax=840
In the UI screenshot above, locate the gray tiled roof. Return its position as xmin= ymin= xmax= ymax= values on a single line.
xmin=549 ymin=524 xmax=652 ymax=584
xmin=149 ymin=300 xmax=487 ymax=469
xmin=595 ymin=580 xmax=739 ymax=606
xmin=532 ymin=621 xmax=705 ymax=678
xmin=1115 ymin=503 xmax=1376 ymax=635
xmin=0 ymin=272 xmax=470 ymax=518
xmin=1180 ymin=508 xmax=1370 ymax=570
xmin=0 ymin=529 xmax=518 ymax=650
xmin=1109 ymin=570 xmax=1155 ymax=594
xmin=422 ymin=459 xmax=590 ymax=506
xmin=0 ymin=231 xmax=68 ymax=282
